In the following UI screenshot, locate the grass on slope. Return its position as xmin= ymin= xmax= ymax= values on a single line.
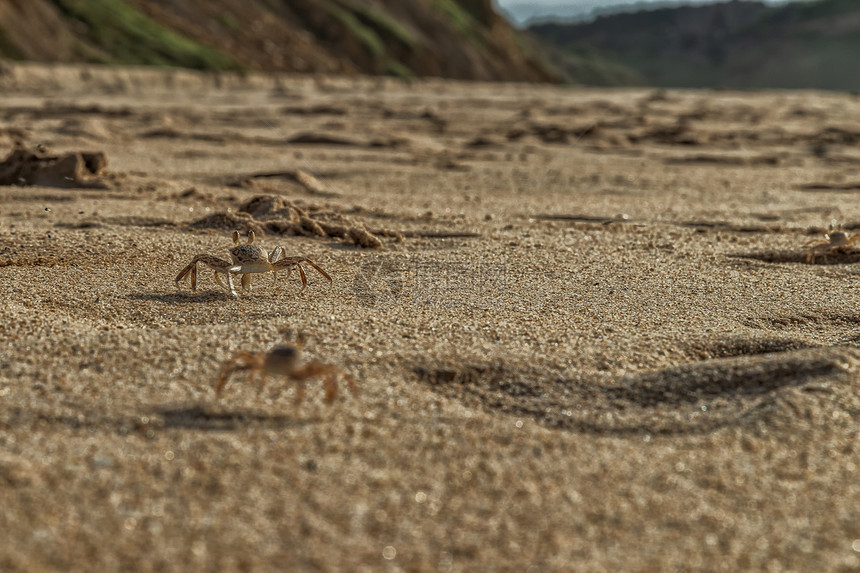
xmin=52 ymin=0 xmax=240 ymax=71
xmin=322 ymin=0 xmax=417 ymax=78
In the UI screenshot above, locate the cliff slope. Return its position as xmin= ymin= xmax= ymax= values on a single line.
xmin=0 ymin=0 xmax=559 ymax=81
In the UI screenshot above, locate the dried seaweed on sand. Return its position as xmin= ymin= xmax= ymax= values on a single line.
xmin=187 ymin=194 xmax=402 ymax=248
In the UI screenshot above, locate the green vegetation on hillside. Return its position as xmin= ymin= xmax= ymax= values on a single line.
xmin=0 ymin=0 xmax=560 ymax=82
xmin=431 ymin=0 xmax=487 ymax=50
xmin=0 ymin=28 xmax=25 ymax=60
xmin=320 ymin=0 xmax=416 ymax=78
xmin=344 ymin=0 xmax=417 ymax=50
xmin=52 ymin=0 xmax=240 ymax=70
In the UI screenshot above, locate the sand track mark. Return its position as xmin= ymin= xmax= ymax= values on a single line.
xmin=416 ymin=346 xmax=858 ymax=436
xmin=730 ymin=249 xmax=860 ymax=265
xmin=0 ymin=143 xmax=109 ymax=188
xmin=0 ymin=404 xmax=314 ymax=434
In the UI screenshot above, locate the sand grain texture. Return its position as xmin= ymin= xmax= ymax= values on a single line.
xmin=1 ymin=64 xmax=860 ymax=572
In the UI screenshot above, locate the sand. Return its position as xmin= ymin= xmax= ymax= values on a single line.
xmin=1 ymin=63 xmax=860 ymax=572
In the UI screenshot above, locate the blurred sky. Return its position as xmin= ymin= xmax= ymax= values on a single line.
xmin=495 ymin=0 xmax=806 ymax=25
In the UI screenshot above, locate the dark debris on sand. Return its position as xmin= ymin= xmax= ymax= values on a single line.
xmin=0 ymin=143 xmax=109 ymax=188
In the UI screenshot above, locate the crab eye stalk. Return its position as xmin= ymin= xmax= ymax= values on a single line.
xmin=232 ymin=230 xmax=240 ymax=246
xmin=248 ymin=230 xmax=256 ymax=244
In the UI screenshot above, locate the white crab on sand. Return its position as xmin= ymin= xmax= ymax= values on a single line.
xmin=175 ymin=230 xmax=331 ymax=296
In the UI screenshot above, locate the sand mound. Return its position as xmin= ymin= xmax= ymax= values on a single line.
xmin=0 ymin=143 xmax=108 ymax=188
xmin=187 ymin=194 xmax=403 ymax=249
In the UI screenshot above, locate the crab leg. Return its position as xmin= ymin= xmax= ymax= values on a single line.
xmin=215 ymin=352 xmax=262 ymax=396
xmin=175 ymin=254 xmax=236 ymax=295
xmin=225 ymin=267 xmax=240 ymax=297
xmin=207 ymin=264 xmax=240 ymax=296
xmin=175 ymin=260 xmax=197 ymax=289
xmin=271 ymin=267 xmax=293 ymax=288
xmin=845 ymin=234 xmax=860 ymax=249
xmin=269 ymin=246 xmax=285 ymax=264
xmin=296 ymin=264 xmax=308 ymax=290
xmin=273 ymin=257 xmax=332 ymax=289
xmin=266 ymin=246 xmax=289 ymax=287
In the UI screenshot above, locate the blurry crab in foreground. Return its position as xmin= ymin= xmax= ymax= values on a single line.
xmin=215 ymin=343 xmax=358 ymax=404
xmin=175 ymin=230 xmax=331 ymax=296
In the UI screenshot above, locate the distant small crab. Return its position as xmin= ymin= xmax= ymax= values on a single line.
xmin=806 ymin=222 xmax=860 ymax=263
xmin=215 ymin=344 xmax=357 ymax=404
xmin=175 ymin=230 xmax=332 ymax=296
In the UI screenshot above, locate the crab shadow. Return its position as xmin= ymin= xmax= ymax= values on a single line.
xmin=728 ymin=249 xmax=860 ymax=265
xmin=128 ymin=291 xmax=266 ymax=303
xmin=414 ymin=344 xmax=854 ymax=437
xmin=0 ymin=403 xmax=318 ymax=434
xmin=151 ymin=404 xmax=319 ymax=432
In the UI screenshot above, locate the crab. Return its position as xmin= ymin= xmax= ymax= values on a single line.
xmin=215 ymin=344 xmax=358 ymax=404
xmin=175 ymin=230 xmax=332 ymax=296
xmin=806 ymin=223 xmax=860 ymax=263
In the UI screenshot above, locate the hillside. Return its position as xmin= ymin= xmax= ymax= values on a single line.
xmin=530 ymin=0 xmax=860 ymax=90
xmin=0 ymin=0 xmax=559 ymax=82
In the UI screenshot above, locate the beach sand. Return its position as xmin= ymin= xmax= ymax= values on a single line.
xmin=1 ymin=63 xmax=859 ymax=571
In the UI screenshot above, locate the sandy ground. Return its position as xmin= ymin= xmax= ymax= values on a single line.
xmin=1 ymin=63 xmax=860 ymax=572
